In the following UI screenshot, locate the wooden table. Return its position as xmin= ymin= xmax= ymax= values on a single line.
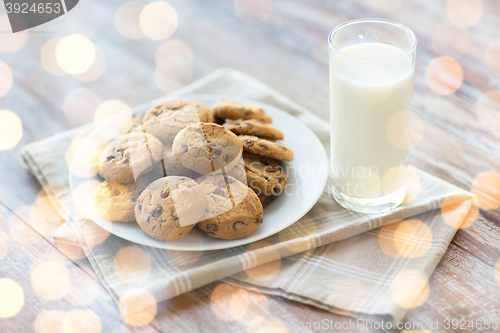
xmin=1 ymin=0 xmax=500 ymax=332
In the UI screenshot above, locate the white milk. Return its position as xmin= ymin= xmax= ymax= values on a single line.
xmin=330 ymin=42 xmax=414 ymax=198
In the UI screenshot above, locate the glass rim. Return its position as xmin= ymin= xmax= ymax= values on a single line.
xmin=328 ymin=18 xmax=417 ymax=60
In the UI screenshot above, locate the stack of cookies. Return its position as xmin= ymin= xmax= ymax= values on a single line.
xmin=92 ymin=99 xmax=293 ymax=241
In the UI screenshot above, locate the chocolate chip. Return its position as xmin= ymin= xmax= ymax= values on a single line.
xmin=151 ymin=206 xmax=163 ymax=218
xmin=122 ymin=158 xmax=129 ymax=165
xmin=138 ymin=204 xmax=142 ymax=210
xmin=131 ymin=195 xmax=138 ymax=202
xmin=213 ymin=149 xmax=222 ymax=156
xmin=106 ymin=155 xmax=115 ymax=161
xmin=154 ymin=110 xmax=163 ymax=116
xmin=273 ymin=187 xmax=281 ymax=194
xmin=206 ymin=224 xmax=218 ymax=232
xmin=245 ymin=124 xmax=253 ymax=129
xmin=172 ymin=107 xmax=180 ymax=110
xmin=225 ymin=155 xmax=231 ymax=163
xmin=264 ymin=176 xmax=269 ymax=180
xmin=235 ymin=122 xmax=240 ymax=125
xmin=256 ymin=214 xmax=263 ymax=223
xmin=233 ymin=221 xmax=245 ymax=230
xmin=259 ymin=145 xmax=268 ymax=150
xmin=280 ymin=146 xmax=287 ymax=151
xmin=161 ymin=189 xmax=170 ymax=199
xmin=214 ymin=188 xmax=225 ymax=196
xmin=245 ymin=111 xmax=254 ymax=116
xmin=116 ymin=148 xmax=124 ymax=153
xmin=189 ymin=147 xmax=200 ymax=157
xmin=147 ymin=216 xmax=151 ymax=223
xmin=244 ymin=140 xmax=254 ymax=147
xmin=181 ymin=145 xmax=188 ymax=152
xmin=277 ymin=177 xmax=283 ymax=183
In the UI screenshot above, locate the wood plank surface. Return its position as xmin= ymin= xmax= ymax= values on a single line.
xmin=1 ymin=0 xmax=500 ymax=332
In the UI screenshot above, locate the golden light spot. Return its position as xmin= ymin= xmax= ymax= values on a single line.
xmin=432 ymin=23 xmax=470 ymax=57
xmin=494 ymin=258 xmax=500 ymax=287
xmin=94 ymin=100 xmax=131 ymax=138
xmin=67 ymin=132 xmax=108 ymax=179
xmin=382 ymin=165 xmax=408 ymax=195
xmin=74 ymin=46 xmax=106 ymax=82
xmin=446 ymin=0 xmax=484 ymax=27
xmin=391 ymin=270 xmax=429 ymax=309
xmin=243 ymin=242 xmax=281 ymax=281
xmin=379 ymin=219 xmax=432 ymax=258
xmin=119 ymin=288 xmax=157 ymax=327
xmin=29 ymin=190 xmax=65 ymax=236
xmin=402 ymin=167 xmax=421 ymax=204
xmin=0 ymin=61 xmax=13 ymax=97
xmin=471 ymin=171 xmax=500 ymax=210
xmin=425 ymin=56 xmax=463 ymax=95
xmin=0 ymin=278 xmax=24 ymax=318
xmin=210 ymin=284 xmax=242 ymax=322
xmin=0 ymin=15 xmax=29 ymax=52
xmin=441 ymin=196 xmax=479 ymax=229
xmin=327 ymin=277 xmax=365 ymax=313
xmin=139 ymin=2 xmax=178 ymax=40
xmin=114 ymin=246 xmax=151 ymax=284
xmin=62 ymin=309 xmax=101 ymax=333
xmin=56 ymin=34 xmax=96 ymax=75
xmin=476 ymin=90 xmax=500 ymax=130
xmin=234 ymin=0 xmax=273 ymax=24
xmin=278 ymin=215 xmax=317 ymax=253
xmin=155 ymin=55 xmax=193 ymax=93
xmin=55 ymin=237 xmax=86 ymax=262
xmin=0 ymin=110 xmax=22 ymax=150
xmin=9 ymin=206 xmax=42 ymax=245
xmin=0 ymin=230 xmax=7 ymax=262
xmin=41 ymin=38 xmax=66 ymax=76
xmin=31 ymin=259 xmax=70 ymax=300
xmin=366 ymin=0 xmax=405 ymax=13
xmin=64 ymin=88 xmax=101 ymax=126
xmin=485 ymin=39 xmax=500 ymax=76
xmin=247 ymin=317 xmax=291 ymax=333
xmin=232 ymin=289 xmax=268 ymax=326
xmin=65 ymin=268 xmax=100 ymax=306
xmin=34 ymin=310 xmax=65 ymax=333
xmin=121 ymin=320 xmax=160 ymax=333
xmin=115 ymin=1 xmax=145 ymax=40
xmin=410 ymin=113 xmax=425 ymax=148
xmin=74 ymin=217 xmax=110 ymax=246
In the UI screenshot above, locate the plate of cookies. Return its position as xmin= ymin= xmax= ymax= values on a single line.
xmin=70 ymin=95 xmax=328 ymax=251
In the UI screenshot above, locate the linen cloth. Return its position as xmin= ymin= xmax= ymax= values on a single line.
xmin=21 ymin=68 xmax=475 ymax=324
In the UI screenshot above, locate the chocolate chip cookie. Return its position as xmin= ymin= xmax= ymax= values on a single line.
xmin=243 ymin=152 xmax=287 ymax=196
xmin=142 ymin=100 xmax=213 ymax=144
xmin=223 ymin=119 xmax=284 ymax=140
xmin=117 ymin=113 xmax=144 ymax=135
xmin=93 ymin=181 xmax=143 ymax=222
xmin=98 ymin=132 xmax=163 ymax=184
xmin=135 ymin=176 xmax=207 ymax=241
xmin=239 ymin=135 xmax=294 ymax=161
xmin=172 ymin=123 xmax=243 ymax=175
xmin=197 ymin=174 xmax=263 ymax=240
xmin=212 ymin=100 xmax=272 ymax=123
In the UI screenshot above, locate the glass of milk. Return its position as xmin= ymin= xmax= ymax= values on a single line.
xmin=328 ymin=19 xmax=417 ymax=213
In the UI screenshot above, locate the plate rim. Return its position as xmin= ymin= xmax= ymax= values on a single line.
xmin=69 ymin=94 xmax=329 ymax=251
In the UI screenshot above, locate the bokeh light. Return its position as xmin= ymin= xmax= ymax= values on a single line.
xmin=65 ymin=267 xmax=100 ymax=306
xmin=62 ymin=309 xmax=101 ymax=333
xmin=30 ymin=187 xmax=66 ymax=236
xmin=446 ymin=0 xmax=484 ymax=27
xmin=232 ymin=289 xmax=268 ymax=326
xmin=234 ymin=0 xmax=273 ymax=24
xmin=41 ymin=38 xmax=66 ymax=76
xmin=0 ymin=110 xmax=23 ymax=150
xmin=476 ymin=90 xmax=500 ymax=130
xmin=410 ymin=113 xmax=425 ymax=148
xmin=94 ymin=99 xmax=131 ymax=138
xmin=278 ymin=215 xmax=317 ymax=253
xmin=74 ymin=46 xmax=106 ymax=82
xmin=432 ymin=23 xmax=470 ymax=57
xmin=139 ymin=2 xmax=178 ymax=40
xmin=210 ymin=284 xmax=245 ymax=322
xmin=471 ymin=171 xmax=500 ymax=210
xmin=485 ymin=39 xmax=500 ymax=76
xmin=115 ymin=1 xmax=145 ymax=40
xmin=0 ymin=14 xmax=29 ymax=52
xmin=64 ymin=88 xmax=101 ymax=126
xmin=391 ymin=270 xmax=429 ymax=309
xmin=243 ymin=242 xmax=281 ymax=281
xmin=327 ymin=277 xmax=366 ymax=313
xmin=246 ymin=317 xmax=290 ymax=333
xmin=30 ymin=257 xmax=70 ymax=300
xmin=114 ymin=246 xmax=151 ymax=284
xmin=0 ymin=61 xmax=13 ymax=98
xmin=425 ymin=56 xmax=463 ymax=95
xmin=366 ymin=0 xmax=405 ymax=13
xmin=441 ymin=196 xmax=479 ymax=229
xmin=0 ymin=278 xmax=24 ymax=318
xmin=155 ymin=55 xmax=193 ymax=93
xmin=56 ymin=34 xmax=96 ymax=75
xmin=379 ymin=219 xmax=432 ymax=258
xmin=119 ymin=288 xmax=157 ymax=327
xmin=382 ymin=165 xmax=408 ymax=195
xmin=402 ymin=167 xmax=421 ymax=204
xmin=494 ymin=258 xmax=500 ymax=287
xmin=34 ymin=310 xmax=66 ymax=333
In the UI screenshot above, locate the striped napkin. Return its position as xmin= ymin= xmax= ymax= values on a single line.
xmin=21 ymin=68 xmax=475 ymax=324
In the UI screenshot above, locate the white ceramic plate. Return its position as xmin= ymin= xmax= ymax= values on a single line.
xmin=69 ymin=95 xmax=328 ymax=251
